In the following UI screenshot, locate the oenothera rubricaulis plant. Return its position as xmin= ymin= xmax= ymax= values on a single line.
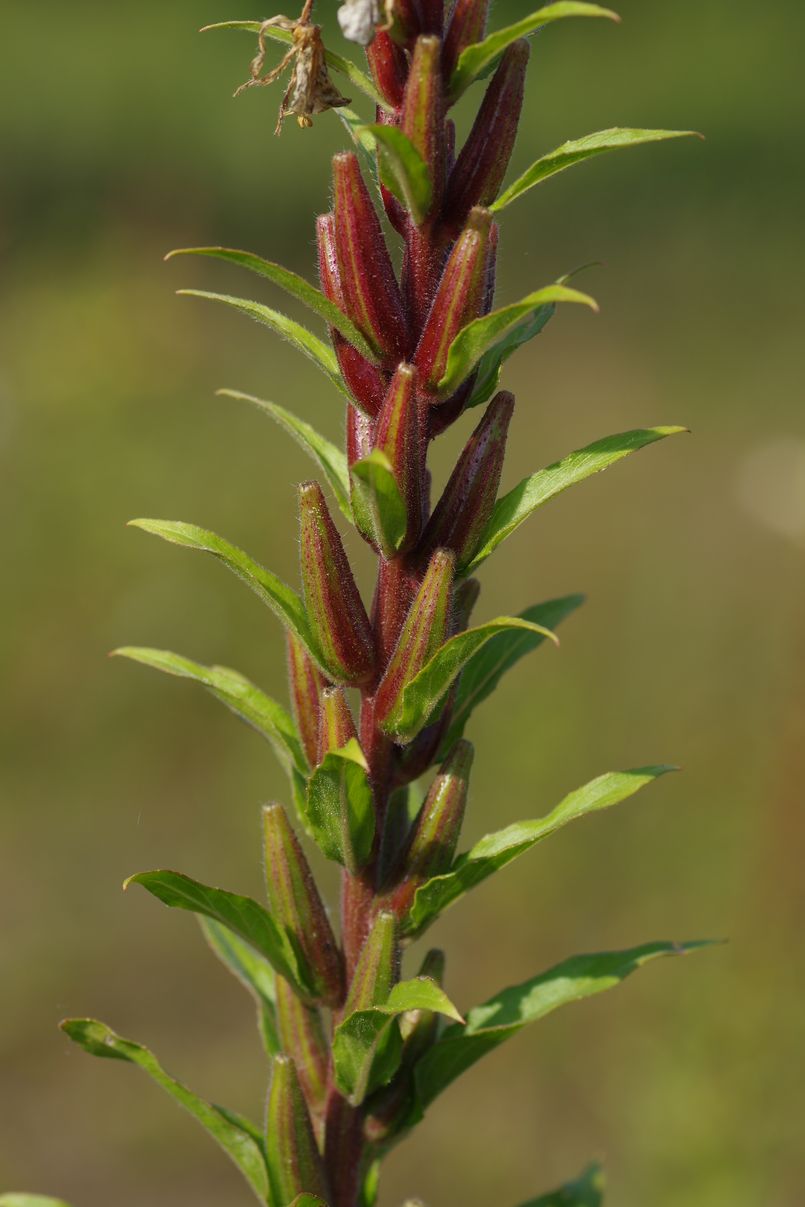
xmin=5 ymin=4 xmax=710 ymax=1207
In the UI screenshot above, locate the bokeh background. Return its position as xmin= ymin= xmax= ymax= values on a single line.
xmin=2 ymin=1 xmax=803 ymax=1204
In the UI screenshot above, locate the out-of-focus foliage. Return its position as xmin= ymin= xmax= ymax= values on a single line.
xmin=1 ymin=2 xmax=803 ymax=1206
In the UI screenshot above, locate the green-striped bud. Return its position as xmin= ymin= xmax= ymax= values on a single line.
xmin=316 ymin=685 xmax=358 ymax=764
xmin=299 ymin=480 xmax=376 ymax=687
xmin=286 ymin=631 xmax=330 ymax=768
xmin=266 ymin=1055 xmax=329 ymax=1204
xmin=344 ymin=909 xmax=399 ymax=1015
xmin=402 ymin=36 xmax=446 ymax=218
xmin=275 ymin=977 xmax=329 ymax=1132
xmin=263 ymin=804 xmax=345 ymax=1008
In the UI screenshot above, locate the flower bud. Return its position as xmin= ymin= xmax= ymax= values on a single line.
xmin=367 ymin=34 xmax=407 ymax=109
xmin=389 ymin=742 xmax=473 ymax=917
xmin=419 ymin=391 xmax=514 ymax=569
xmin=401 ymin=36 xmax=446 ymax=218
xmin=333 ymin=152 xmax=410 ymax=365
xmin=417 ymin=0 xmax=444 ymax=36
xmin=316 ymin=685 xmax=358 ymax=764
xmin=286 ymin=632 xmax=329 ymax=768
xmin=443 ymin=41 xmax=530 ymax=236
xmin=344 ymin=909 xmax=399 ymax=1014
xmin=373 ymin=363 xmax=426 ymax=552
xmin=452 ymin=576 xmax=481 ymax=632
xmin=263 ymin=803 xmax=345 ymax=1008
xmin=374 ymin=549 xmax=455 ymax=731
xmin=299 ymin=480 xmax=376 ymax=686
xmin=266 ymin=1055 xmax=329 ymax=1204
xmin=443 ymin=0 xmax=490 ymax=78
xmin=347 ymin=403 xmax=376 ymax=467
xmin=317 ymin=213 xmax=388 ymax=416
xmin=275 ymin=977 xmax=329 ymax=1128
xmin=414 ymin=208 xmax=492 ymax=394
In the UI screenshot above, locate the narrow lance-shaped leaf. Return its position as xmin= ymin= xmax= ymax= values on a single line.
xmin=493 ymin=128 xmax=702 ymax=211
xmin=333 ymin=977 xmax=463 ymax=1105
xmin=517 ymin=1163 xmax=605 ymax=1207
xmin=357 ymin=124 xmax=433 ymax=226
xmin=167 ymin=246 xmax=379 ymax=363
xmin=128 ymin=519 xmax=320 ymax=665
xmin=439 ymin=595 xmax=585 ymax=754
xmin=351 ymin=449 xmax=408 ymax=558
xmin=124 ymin=868 xmax=313 ymax=1001
xmin=177 ymin=289 xmax=349 ymax=398
xmin=466 ymin=298 xmax=556 ymax=410
xmin=200 ymin=20 xmax=388 ymax=108
xmin=466 ymin=426 xmax=688 ymax=572
xmin=404 ymin=766 xmax=675 ymax=937
xmin=60 ymin=1019 xmax=270 ymax=1204
xmin=0 ymin=1199 xmax=76 ymax=1207
xmin=413 ymin=941 xmax=713 ymax=1112
xmin=382 ymin=616 xmax=558 ymax=745
xmin=438 ymin=284 xmax=598 ymax=397
xmin=449 ymin=2 xmax=620 ymax=100
xmin=219 ymin=389 xmax=352 ymax=522
xmin=199 ymin=917 xmax=281 ymax=1059
xmin=306 ymin=738 xmax=375 ymax=873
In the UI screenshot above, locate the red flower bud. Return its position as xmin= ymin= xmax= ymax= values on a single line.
xmin=389 ymin=741 xmax=473 ymax=917
xmin=317 ymin=213 xmax=388 ymax=416
xmin=344 ymin=909 xmax=399 ymax=1014
xmin=333 ymin=152 xmax=410 ymax=366
xmin=262 ymin=804 xmax=345 ymax=1008
xmin=443 ymin=0 xmax=490 ymax=79
xmin=275 ymin=977 xmax=329 ymax=1129
xmin=414 ymin=207 xmax=492 ymax=394
xmin=316 ymin=685 xmax=358 ymax=763
xmin=374 ymin=548 xmax=455 ymax=730
xmin=402 ymin=36 xmax=446 ymax=218
xmin=444 ymin=40 xmax=530 ymax=236
xmin=375 ymin=107 xmax=409 ymax=235
xmin=367 ymin=33 xmax=407 ymax=110
xmin=266 ymin=1055 xmax=329 ymax=1204
xmin=418 ymin=0 xmax=444 ymax=36
xmin=419 ymin=390 xmax=514 ymax=569
xmin=286 ymin=632 xmax=329 ymax=769
xmin=372 ymin=363 xmax=427 ymax=552
xmin=299 ymin=480 xmax=376 ymax=686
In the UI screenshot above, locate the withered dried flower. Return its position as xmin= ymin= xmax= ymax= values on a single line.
xmin=337 ymin=0 xmax=395 ymax=47
xmin=235 ymin=2 xmax=350 ymax=134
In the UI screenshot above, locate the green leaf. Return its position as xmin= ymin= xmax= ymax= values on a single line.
xmin=125 ymin=869 xmax=312 ymax=1001
xmin=305 ymin=738 xmax=376 ymax=873
xmin=437 ymin=284 xmax=598 ymax=397
xmin=219 ymin=389 xmax=352 ymax=522
xmin=337 ymin=110 xmax=381 ymax=191
xmin=128 ymin=519 xmax=320 ymax=663
xmin=466 ymin=300 xmax=557 ymax=410
xmin=333 ymin=977 xmax=463 ymax=1106
xmin=518 ymin=1163 xmax=605 ymax=1207
xmin=439 ymin=595 xmax=585 ymax=754
xmin=494 ymin=128 xmax=701 ymax=212
xmin=350 ymin=449 xmax=408 ymax=558
xmin=199 ymin=917 xmax=281 ymax=1059
xmin=60 ymin=1019 xmax=270 ymax=1203
xmin=359 ymin=1162 xmax=382 ymax=1207
xmin=200 ymin=20 xmax=387 ymax=108
xmin=414 ymin=941 xmax=712 ymax=1111
xmin=168 ymin=247 xmax=379 ymax=364
xmin=382 ymin=617 xmax=558 ymax=744
xmin=449 ymin=2 xmax=620 ymax=99
xmin=357 ymin=124 xmax=433 ymax=225
xmin=467 ymin=426 xmax=688 ymax=572
xmin=290 ymin=1198 xmax=328 ymax=1207
xmin=404 ymin=766 xmax=675 ymax=937
xmin=177 ymin=289 xmax=348 ymax=398
xmin=112 ymin=648 xmax=309 ymax=814
xmin=0 ymin=1199 xmax=76 ymax=1207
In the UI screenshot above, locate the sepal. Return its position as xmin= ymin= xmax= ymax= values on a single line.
xmin=443 ymin=0 xmax=490 ymax=77
xmin=287 ymin=632 xmax=330 ymax=769
xmin=265 ymin=1056 xmax=329 ymax=1205
xmin=275 ymin=977 xmax=329 ymax=1126
xmin=401 ymin=36 xmax=446 ymax=217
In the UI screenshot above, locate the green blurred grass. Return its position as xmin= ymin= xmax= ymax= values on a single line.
xmin=1 ymin=1 xmax=804 ymax=1205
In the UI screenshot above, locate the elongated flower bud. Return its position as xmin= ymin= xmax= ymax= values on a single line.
xmin=286 ymin=631 xmax=329 ymax=768
xmin=374 ymin=549 xmax=455 ymax=731
xmin=444 ymin=41 xmax=530 ymax=236
xmin=317 ymin=213 xmax=388 ymax=416
xmin=333 ymin=153 xmax=410 ymax=365
xmin=275 ymin=977 xmax=329 ymax=1128
xmin=316 ymin=685 xmax=358 ymax=763
xmin=373 ymin=363 xmax=426 ymax=552
xmin=389 ymin=742 xmax=473 ymax=917
xmin=402 ymin=36 xmax=446 ymax=218
xmin=266 ymin=1055 xmax=329 ymax=1204
xmin=263 ymin=804 xmax=345 ymax=1007
xmin=367 ymin=34 xmax=407 ymax=109
xmin=299 ymin=480 xmax=376 ymax=686
xmin=414 ymin=207 xmax=492 ymax=394
xmin=443 ymin=0 xmax=490 ymax=78
xmin=419 ymin=391 xmax=514 ymax=569
xmin=418 ymin=0 xmax=444 ymax=36
xmin=344 ymin=909 xmax=399 ymax=1014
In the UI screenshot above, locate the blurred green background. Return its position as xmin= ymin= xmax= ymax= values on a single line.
xmin=2 ymin=1 xmax=803 ymax=1204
